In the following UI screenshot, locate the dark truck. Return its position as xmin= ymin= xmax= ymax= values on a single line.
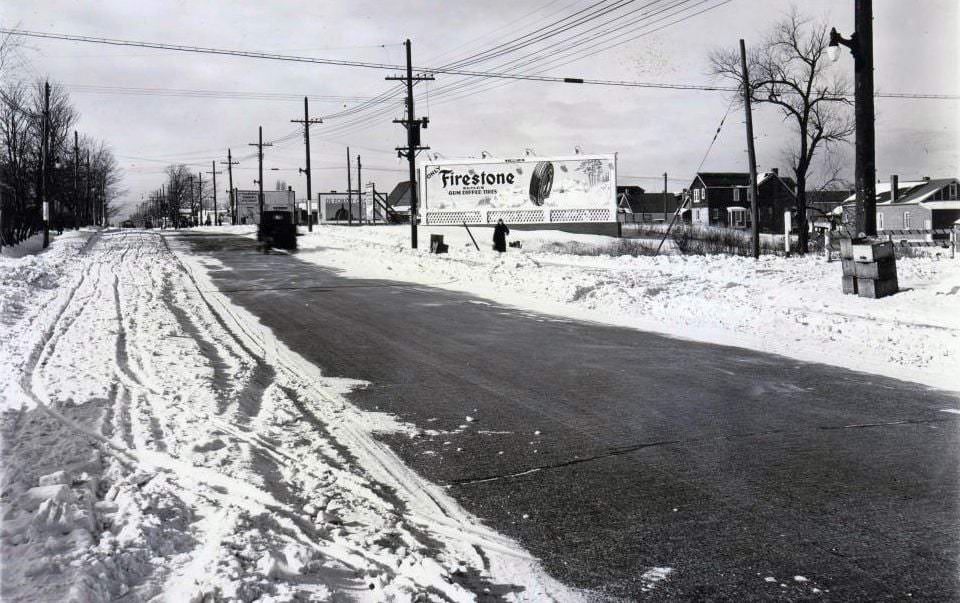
xmin=257 ymin=211 xmax=297 ymax=251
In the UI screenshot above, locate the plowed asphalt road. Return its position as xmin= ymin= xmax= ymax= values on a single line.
xmin=177 ymin=231 xmax=959 ymax=601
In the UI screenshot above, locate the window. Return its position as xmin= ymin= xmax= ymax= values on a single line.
xmin=950 ymin=182 xmax=958 ymax=200
xmin=903 ymin=211 xmax=911 ymax=229
xmin=733 ymin=187 xmax=741 ymax=202
xmin=693 ymin=188 xmax=701 ymax=202
xmin=877 ymin=212 xmax=884 ymax=230
xmin=711 ymin=208 xmax=719 ymax=221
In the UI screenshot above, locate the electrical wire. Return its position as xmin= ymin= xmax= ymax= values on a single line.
xmin=5 ymin=27 xmax=952 ymax=99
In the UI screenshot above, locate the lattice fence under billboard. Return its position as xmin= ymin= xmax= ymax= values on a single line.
xmin=550 ymin=208 xmax=612 ymax=222
xmin=425 ymin=211 xmax=482 ymax=225
xmin=486 ymin=210 xmax=545 ymax=224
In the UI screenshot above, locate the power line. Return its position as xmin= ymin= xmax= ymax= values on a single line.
xmin=5 ymin=27 xmax=954 ymax=99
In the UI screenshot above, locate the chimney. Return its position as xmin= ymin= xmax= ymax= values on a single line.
xmin=771 ymin=167 xmax=779 ymax=176
xmin=890 ymin=175 xmax=899 ymax=202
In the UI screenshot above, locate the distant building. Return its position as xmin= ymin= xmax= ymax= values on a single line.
xmin=617 ymin=186 xmax=682 ymax=220
xmin=387 ymin=181 xmax=413 ymax=221
xmin=685 ymin=170 xmax=796 ymax=233
xmin=839 ymin=176 xmax=960 ymax=241
xmin=805 ymin=189 xmax=852 ymax=222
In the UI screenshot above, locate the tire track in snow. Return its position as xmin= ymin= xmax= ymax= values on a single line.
xmin=164 ymin=235 xmax=552 ymax=565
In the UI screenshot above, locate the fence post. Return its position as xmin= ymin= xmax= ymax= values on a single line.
xmin=953 ymin=224 xmax=959 ymax=260
xmin=783 ymin=210 xmax=791 ymax=255
xmin=824 ymin=230 xmax=832 ymax=262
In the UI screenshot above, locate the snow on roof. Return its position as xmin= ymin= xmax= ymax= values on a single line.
xmin=922 ymin=200 xmax=960 ymax=210
xmin=725 ymin=206 xmax=747 ymax=211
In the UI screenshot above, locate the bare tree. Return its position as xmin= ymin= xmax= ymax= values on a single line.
xmin=710 ymin=7 xmax=854 ymax=253
xmin=164 ymin=164 xmax=192 ymax=228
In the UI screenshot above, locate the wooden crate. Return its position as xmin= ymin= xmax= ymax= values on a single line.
xmin=851 ymin=240 xmax=894 ymax=262
xmin=853 ymin=257 xmax=897 ymax=280
xmin=842 ymin=274 xmax=858 ymax=295
xmin=857 ymin=275 xmax=899 ymax=299
xmin=839 ymin=238 xmax=856 ymax=260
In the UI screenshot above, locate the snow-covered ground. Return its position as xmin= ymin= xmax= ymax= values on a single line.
xmin=0 ymin=229 xmax=581 ymax=601
xmin=276 ymin=223 xmax=957 ymax=393
xmin=3 ymin=223 xmax=956 ymax=600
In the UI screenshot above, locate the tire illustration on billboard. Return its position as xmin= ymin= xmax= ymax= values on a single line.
xmin=529 ymin=161 xmax=554 ymax=206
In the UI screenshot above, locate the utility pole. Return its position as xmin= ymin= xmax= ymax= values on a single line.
xmin=357 ymin=154 xmax=362 ymax=224
xmin=292 ymin=97 xmax=322 ymax=232
xmin=41 ymin=81 xmax=50 ymax=248
xmin=249 ymin=126 xmax=272 ymax=222
xmin=206 ymin=162 xmax=222 ymax=226
xmin=739 ymin=39 xmax=761 ymax=259
xmin=100 ymin=172 xmax=106 ymax=226
xmin=221 ymin=149 xmax=238 ymax=225
xmin=662 ymin=172 xmax=668 ymax=219
xmin=73 ymin=131 xmax=79 ymax=230
xmin=188 ymin=174 xmax=195 ymax=227
xmin=346 ymin=147 xmax=353 ymax=226
xmin=197 ymin=171 xmax=204 ymax=225
xmin=85 ymin=151 xmax=91 ymax=227
xmin=387 ymin=39 xmax=433 ymax=249
xmin=830 ymin=1 xmax=876 ymax=237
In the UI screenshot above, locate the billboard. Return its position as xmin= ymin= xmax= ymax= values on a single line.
xmin=319 ymin=192 xmax=369 ymax=222
xmin=421 ymin=155 xmax=617 ymax=225
xmin=235 ymin=190 xmax=295 ymax=225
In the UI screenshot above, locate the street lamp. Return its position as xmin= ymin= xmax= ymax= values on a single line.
xmin=828 ymin=27 xmax=854 ymax=63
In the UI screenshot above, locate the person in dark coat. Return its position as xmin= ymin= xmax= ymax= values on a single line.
xmin=492 ymin=219 xmax=510 ymax=252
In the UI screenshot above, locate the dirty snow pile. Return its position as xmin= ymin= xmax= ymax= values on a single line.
xmin=289 ymin=224 xmax=959 ymax=392
xmin=1 ymin=230 xmax=578 ymax=602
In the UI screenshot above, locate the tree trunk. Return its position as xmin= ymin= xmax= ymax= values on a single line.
xmin=796 ymin=175 xmax=808 ymax=254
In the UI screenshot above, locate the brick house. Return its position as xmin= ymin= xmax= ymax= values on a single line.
xmin=684 ymin=170 xmax=797 ymax=233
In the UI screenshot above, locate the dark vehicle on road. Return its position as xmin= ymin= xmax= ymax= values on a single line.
xmin=121 ymin=219 xmax=135 ymax=228
xmin=257 ymin=211 xmax=297 ymax=251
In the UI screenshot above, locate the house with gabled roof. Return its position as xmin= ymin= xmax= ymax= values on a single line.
xmin=839 ymin=176 xmax=960 ymax=241
xmin=684 ymin=169 xmax=796 ymax=233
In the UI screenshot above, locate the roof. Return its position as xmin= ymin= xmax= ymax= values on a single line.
xmin=387 ymin=181 xmax=412 ymax=208
xmin=696 ymin=172 xmax=751 ymax=187
xmin=842 ymin=178 xmax=958 ymax=205
xmin=694 ymin=171 xmax=796 ymax=192
xmin=806 ymin=190 xmax=852 ymax=207
xmin=618 ymin=189 xmax=680 ymax=213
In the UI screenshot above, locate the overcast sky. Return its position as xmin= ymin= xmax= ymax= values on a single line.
xmin=3 ymin=0 xmax=958 ymax=216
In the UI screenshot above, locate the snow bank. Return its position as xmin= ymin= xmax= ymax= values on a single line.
xmin=286 ymin=224 xmax=959 ymax=392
